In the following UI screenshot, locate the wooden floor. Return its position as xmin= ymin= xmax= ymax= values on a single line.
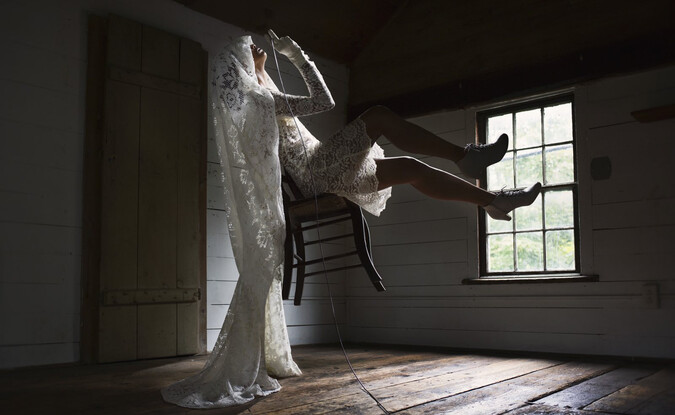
xmin=2 ymin=344 xmax=674 ymax=414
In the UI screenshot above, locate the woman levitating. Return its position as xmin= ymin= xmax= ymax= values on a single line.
xmin=161 ymin=32 xmax=540 ymax=409
xmin=260 ymin=30 xmax=541 ymax=221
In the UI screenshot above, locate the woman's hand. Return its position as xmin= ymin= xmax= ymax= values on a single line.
xmin=268 ymin=29 xmax=303 ymax=62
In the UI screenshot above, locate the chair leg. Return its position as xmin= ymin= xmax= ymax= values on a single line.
xmin=349 ymin=204 xmax=386 ymax=292
xmin=362 ymin=215 xmax=373 ymax=256
xmin=282 ymin=217 xmax=294 ymax=300
xmin=293 ymin=230 xmax=306 ymax=305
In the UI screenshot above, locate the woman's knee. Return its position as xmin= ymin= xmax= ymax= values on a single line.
xmin=362 ymin=105 xmax=391 ymax=117
xmin=359 ymin=105 xmax=395 ymax=139
xmin=377 ymin=156 xmax=425 ymax=186
xmin=360 ymin=105 xmax=393 ymax=124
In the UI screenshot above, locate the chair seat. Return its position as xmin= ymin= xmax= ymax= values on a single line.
xmin=287 ymin=194 xmax=350 ymax=222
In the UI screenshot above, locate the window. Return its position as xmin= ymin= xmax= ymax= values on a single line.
xmin=477 ymin=95 xmax=579 ymax=277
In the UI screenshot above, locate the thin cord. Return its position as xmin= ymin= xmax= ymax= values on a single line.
xmin=269 ymin=38 xmax=390 ymax=415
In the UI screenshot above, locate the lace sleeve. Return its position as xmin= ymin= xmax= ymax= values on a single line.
xmin=271 ymin=59 xmax=335 ymax=117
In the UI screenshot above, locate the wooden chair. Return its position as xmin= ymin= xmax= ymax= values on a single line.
xmin=281 ymin=174 xmax=385 ymax=305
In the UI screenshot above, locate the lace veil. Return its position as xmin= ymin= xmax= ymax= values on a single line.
xmin=161 ymin=35 xmax=301 ymax=408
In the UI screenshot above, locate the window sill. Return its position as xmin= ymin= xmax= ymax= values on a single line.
xmin=462 ymin=274 xmax=598 ymax=285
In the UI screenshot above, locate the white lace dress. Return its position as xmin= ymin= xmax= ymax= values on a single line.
xmin=161 ymin=36 xmax=301 ymax=409
xmin=272 ymin=59 xmax=392 ymax=216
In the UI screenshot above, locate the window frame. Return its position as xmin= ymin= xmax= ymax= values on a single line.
xmin=476 ymin=93 xmax=581 ymax=278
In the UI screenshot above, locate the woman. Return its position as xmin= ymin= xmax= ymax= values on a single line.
xmin=161 ymin=35 xmax=303 ymax=409
xmin=260 ymin=31 xmax=541 ymax=221
xmin=161 ymin=32 xmax=540 ymax=410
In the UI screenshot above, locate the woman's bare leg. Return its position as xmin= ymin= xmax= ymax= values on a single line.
xmin=360 ymin=105 xmax=465 ymax=161
xmin=375 ymin=156 xmax=495 ymax=206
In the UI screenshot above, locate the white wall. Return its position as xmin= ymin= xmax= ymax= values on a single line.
xmin=346 ymin=64 xmax=675 ymax=359
xmin=0 ymin=0 xmax=348 ymax=369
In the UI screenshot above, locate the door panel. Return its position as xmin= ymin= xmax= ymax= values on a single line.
xmin=100 ymin=80 xmax=139 ymax=293
xmin=138 ymin=87 xmax=178 ymax=292
xmin=92 ymin=15 xmax=206 ymax=363
xmin=138 ymin=303 xmax=177 ymax=359
xmin=177 ymin=302 xmax=200 ymax=355
xmin=142 ymin=25 xmax=180 ymax=80
xmin=99 ymin=305 xmax=137 ymax=362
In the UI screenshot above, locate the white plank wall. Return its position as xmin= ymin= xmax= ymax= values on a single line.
xmin=0 ymin=0 xmax=349 ymax=368
xmin=345 ymin=65 xmax=675 ymax=359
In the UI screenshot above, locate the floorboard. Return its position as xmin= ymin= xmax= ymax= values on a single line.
xmin=535 ymin=365 xmax=659 ymax=409
xmin=398 ymin=361 xmax=614 ymax=415
xmin=584 ymin=367 xmax=675 ymax=415
xmin=502 ymin=403 xmax=611 ymax=414
xmin=0 ymin=345 xmax=673 ymax=415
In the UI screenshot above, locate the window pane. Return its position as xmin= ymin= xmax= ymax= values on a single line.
xmin=545 ymin=144 xmax=574 ymax=185
xmin=488 ymin=114 xmax=513 ymax=150
xmin=515 ymin=194 xmax=542 ymax=231
xmin=488 ymin=234 xmax=514 ymax=272
xmin=544 ymin=103 xmax=573 ymax=144
xmin=487 ymin=151 xmax=514 ymax=191
xmin=515 ymin=148 xmax=542 ymax=187
xmin=546 ymin=230 xmax=575 ymax=270
xmin=516 ymin=231 xmax=543 ymax=271
xmin=487 ymin=211 xmax=513 ymax=233
xmin=515 ymin=109 xmax=541 ymax=149
xmin=545 ymin=190 xmax=574 ymax=229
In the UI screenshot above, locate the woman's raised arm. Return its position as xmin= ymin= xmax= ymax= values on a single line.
xmin=269 ymin=31 xmax=335 ymax=117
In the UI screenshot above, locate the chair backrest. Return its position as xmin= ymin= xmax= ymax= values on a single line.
xmin=281 ymin=171 xmax=307 ymax=202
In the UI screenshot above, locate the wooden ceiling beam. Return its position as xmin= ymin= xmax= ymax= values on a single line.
xmin=348 ymin=0 xmax=675 ymax=116
xmin=349 ymin=32 xmax=675 ymax=118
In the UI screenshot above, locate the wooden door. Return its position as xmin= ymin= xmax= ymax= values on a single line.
xmin=82 ymin=15 xmax=207 ymax=363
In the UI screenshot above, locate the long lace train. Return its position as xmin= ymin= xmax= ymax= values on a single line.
xmin=160 ymin=36 xmax=301 ymax=408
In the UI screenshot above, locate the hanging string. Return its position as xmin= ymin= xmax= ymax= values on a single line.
xmin=268 ymin=34 xmax=390 ymax=415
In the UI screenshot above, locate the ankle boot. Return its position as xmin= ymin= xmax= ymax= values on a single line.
xmin=457 ymin=133 xmax=509 ymax=179
xmin=483 ymin=182 xmax=542 ymax=221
